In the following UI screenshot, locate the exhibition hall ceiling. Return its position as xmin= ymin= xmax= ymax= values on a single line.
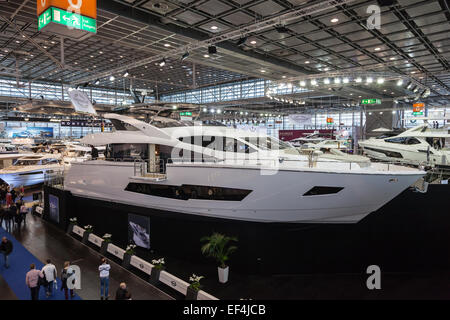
xmin=0 ymin=0 xmax=448 ymax=111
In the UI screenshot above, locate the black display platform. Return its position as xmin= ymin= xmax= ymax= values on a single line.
xmin=43 ymin=184 xmax=450 ymax=275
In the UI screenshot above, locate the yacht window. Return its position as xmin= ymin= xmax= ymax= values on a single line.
xmin=106 ymin=144 xmax=149 ymax=161
xmin=41 ymin=159 xmax=59 ymax=165
xmin=405 ymin=138 xmax=421 ymax=145
xmin=385 ymin=137 xmax=407 ymax=144
xmin=243 ymin=137 xmax=292 ymax=150
xmin=303 ymin=186 xmax=344 ymax=196
xmin=14 ymin=159 xmax=40 ymax=166
xmin=125 ymin=183 xmax=252 ymax=201
xmin=179 ymin=136 xmax=256 ymax=153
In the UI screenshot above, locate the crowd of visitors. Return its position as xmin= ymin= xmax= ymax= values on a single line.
xmin=1 ymin=184 xmax=134 ymax=301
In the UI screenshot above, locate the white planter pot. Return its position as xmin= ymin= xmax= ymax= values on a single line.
xmin=218 ymin=266 xmax=229 ymax=283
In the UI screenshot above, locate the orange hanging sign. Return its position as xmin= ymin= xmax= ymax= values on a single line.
xmin=37 ymin=0 xmax=97 ymax=19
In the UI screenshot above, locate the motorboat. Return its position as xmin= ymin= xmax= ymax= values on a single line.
xmin=0 ymin=153 xmax=65 ymax=187
xmin=289 ymin=132 xmax=331 ymax=147
xmin=63 ymin=113 xmax=425 ymax=224
xmin=296 ymin=139 xmax=370 ymax=165
xmin=359 ymin=124 xmax=450 ymax=168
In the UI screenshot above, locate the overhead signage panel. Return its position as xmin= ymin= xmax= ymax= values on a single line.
xmin=67 ymin=89 xmax=97 ymax=115
xmin=38 ymin=7 xmax=97 ymax=33
xmin=361 ymin=98 xmax=381 ymax=105
xmin=37 ymin=0 xmax=97 ymax=19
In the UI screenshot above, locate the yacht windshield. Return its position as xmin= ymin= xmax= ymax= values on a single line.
xmin=243 ymin=137 xmax=293 ymax=150
xmin=14 ymin=159 xmax=40 ymax=166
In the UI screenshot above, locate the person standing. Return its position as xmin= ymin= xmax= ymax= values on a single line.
xmin=61 ymin=261 xmax=75 ymax=300
xmin=115 ymin=282 xmax=129 ymax=300
xmin=5 ymin=188 xmax=12 ymax=207
xmin=41 ymin=259 xmax=57 ymax=298
xmin=99 ymin=258 xmax=111 ymax=300
xmin=0 ymin=236 xmax=13 ymax=268
xmin=20 ymin=202 xmax=28 ymax=226
xmin=10 ymin=188 xmax=16 ymax=204
xmin=25 ymin=263 xmax=43 ymax=300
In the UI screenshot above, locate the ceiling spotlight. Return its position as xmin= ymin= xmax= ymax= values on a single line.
xmin=172 ymin=105 xmax=177 ymax=110
xmin=164 ymin=43 xmax=171 ymax=47
xmin=324 ymin=78 xmax=330 ymax=84
xmin=374 ymin=47 xmax=381 ymax=51
xmin=343 ymin=77 xmax=349 ymax=84
xmin=311 ymin=79 xmax=317 ymax=85
xmin=355 ymin=77 xmax=362 ymax=83
xmin=94 ymin=79 xmax=100 ymax=85
xmin=334 ymin=77 xmax=341 ymax=84
xmin=377 ymin=77 xmax=384 ymax=84
xmin=208 ymin=46 xmax=217 ymax=54
xmin=392 ymin=110 xmax=396 ymax=114
xmin=203 ymin=107 xmax=207 ymax=112
xmin=261 ymin=69 xmax=266 ymax=73
xmin=181 ymin=52 xmax=190 ymax=61
xmin=300 ymin=81 xmax=306 ymax=86
xmin=210 ymin=108 xmax=215 ymax=113
xmin=366 ymin=77 xmax=373 ymax=83
xmin=123 ymin=71 xmax=129 ymax=77
xmin=204 ymin=54 xmax=210 ymax=58
xmin=159 ymin=59 xmax=166 ymax=67
xmin=236 ymin=37 xmax=248 ymax=46
xmin=305 ymin=61 xmax=310 ymax=64
xmin=217 ymin=109 xmax=222 ymax=114
xmin=210 ymin=25 xmax=218 ymax=30
xmin=397 ymin=79 xmax=403 ymax=86
xmin=109 ymin=75 xmax=115 ymax=81
xmin=250 ymin=40 xmax=257 ymax=45
xmin=330 ymin=18 xmax=339 ymax=23
xmin=407 ymin=83 xmax=413 ymax=90
xmin=275 ymin=25 xmax=290 ymax=33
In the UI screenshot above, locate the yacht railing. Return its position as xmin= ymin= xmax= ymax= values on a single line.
xmin=128 ymin=157 xmax=419 ymax=174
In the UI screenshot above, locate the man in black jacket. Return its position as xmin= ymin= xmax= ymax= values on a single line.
xmin=0 ymin=237 xmax=13 ymax=268
xmin=115 ymin=282 xmax=130 ymax=300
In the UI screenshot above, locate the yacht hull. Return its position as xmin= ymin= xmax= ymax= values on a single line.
xmin=0 ymin=166 xmax=63 ymax=187
xmin=64 ymin=161 xmax=423 ymax=223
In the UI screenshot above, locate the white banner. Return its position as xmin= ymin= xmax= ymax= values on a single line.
xmin=288 ymin=114 xmax=312 ymax=125
xmin=67 ymin=89 xmax=97 ymax=115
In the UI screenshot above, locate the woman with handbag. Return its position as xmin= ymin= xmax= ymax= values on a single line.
xmin=61 ymin=261 xmax=75 ymax=300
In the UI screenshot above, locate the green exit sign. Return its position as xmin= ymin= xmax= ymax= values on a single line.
xmin=38 ymin=7 xmax=97 ymax=34
xmin=361 ymin=98 xmax=381 ymax=105
xmin=180 ymin=112 xmax=192 ymax=116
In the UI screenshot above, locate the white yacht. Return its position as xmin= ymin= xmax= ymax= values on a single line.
xmin=359 ymin=124 xmax=450 ymax=167
xmin=0 ymin=153 xmax=65 ymax=187
xmin=64 ymin=114 xmax=425 ymax=224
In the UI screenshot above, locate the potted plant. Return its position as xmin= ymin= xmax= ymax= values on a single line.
xmin=100 ymin=233 xmax=112 ymax=255
xmin=123 ymin=244 xmax=136 ymax=269
xmin=201 ymin=233 xmax=238 ymax=284
xmin=66 ymin=217 xmax=77 ymax=234
xmin=186 ymin=274 xmax=204 ymax=300
xmin=150 ymin=258 xmax=165 ymax=284
xmin=82 ymin=225 xmax=93 ymax=244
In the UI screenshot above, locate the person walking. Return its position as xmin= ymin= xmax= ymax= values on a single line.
xmin=13 ymin=203 xmax=23 ymax=231
xmin=0 ymin=236 xmax=13 ymax=268
xmin=20 ymin=202 xmax=28 ymax=226
xmin=10 ymin=188 xmax=16 ymax=204
xmin=41 ymin=259 xmax=57 ymax=298
xmin=25 ymin=263 xmax=43 ymax=300
xmin=61 ymin=261 xmax=75 ymax=300
xmin=99 ymin=257 xmax=111 ymax=300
